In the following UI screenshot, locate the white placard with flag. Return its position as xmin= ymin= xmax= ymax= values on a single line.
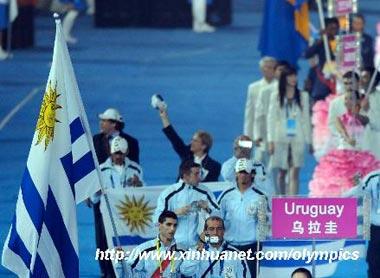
xmin=1 ymin=15 xmax=101 ymax=278
xmin=100 ymin=182 xmax=232 ymax=253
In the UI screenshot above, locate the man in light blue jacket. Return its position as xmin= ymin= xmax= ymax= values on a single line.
xmin=154 ymin=160 xmax=219 ymax=250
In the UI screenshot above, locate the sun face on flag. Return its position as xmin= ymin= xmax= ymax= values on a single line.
xmin=116 ymin=195 xmax=155 ymax=233
xmin=35 ymin=81 xmax=62 ymax=150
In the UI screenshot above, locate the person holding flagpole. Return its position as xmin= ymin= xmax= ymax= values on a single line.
xmin=91 ymin=135 xmax=144 ymax=277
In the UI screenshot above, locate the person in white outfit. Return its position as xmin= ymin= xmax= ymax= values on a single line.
xmin=360 ymin=68 xmax=380 ymax=159
xmin=328 ymin=71 xmax=360 ymax=139
xmin=267 ymin=66 xmax=312 ymax=195
xmin=192 ymin=0 xmax=215 ymax=33
xmin=60 ymin=0 xmax=86 ymax=44
xmin=244 ymin=57 xmax=277 ymax=164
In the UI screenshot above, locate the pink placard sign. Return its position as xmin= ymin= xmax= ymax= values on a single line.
xmin=272 ymin=198 xmax=357 ymax=239
xmin=342 ymin=34 xmax=358 ymax=69
xmin=335 ymin=0 xmax=354 ymax=16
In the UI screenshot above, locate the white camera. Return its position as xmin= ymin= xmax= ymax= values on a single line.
xmin=151 ymin=94 xmax=167 ymax=110
xmin=205 ymin=235 xmax=219 ymax=244
xmin=238 ymin=140 xmax=253 ymax=148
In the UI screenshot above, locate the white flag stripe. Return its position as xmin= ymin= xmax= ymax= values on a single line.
xmin=1 ymin=232 xmax=29 ymax=278
xmin=36 ymin=225 xmax=65 ymax=278
xmin=74 ymin=172 xmax=100 ymax=203
xmin=15 ymin=191 xmax=39 ymax=257
xmin=72 ymin=134 xmax=89 ymax=163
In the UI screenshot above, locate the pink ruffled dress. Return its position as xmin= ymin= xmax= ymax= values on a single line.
xmin=312 ymin=94 xmax=338 ymax=160
xmin=309 ymin=112 xmax=380 ymax=197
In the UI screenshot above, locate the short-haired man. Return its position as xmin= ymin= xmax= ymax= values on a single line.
xmin=158 ymin=107 xmax=221 ymax=182
xmin=352 ymin=13 xmax=374 ymax=69
xmin=304 ymin=17 xmax=340 ymax=101
xmin=218 ymin=158 xmax=269 ymax=277
xmin=221 ymin=135 xmax=273 ymax=195
xmin=127 ymin=211 xmax=184 ymax=277
xmin=154 ymin=160 xmax=219 ymax=249
xmin=180 ymin=216 xmax=250 ymax=277
xmin=244 ymin=56 xmax=277 ymax=160
xmin=291 ymin=267 xmax=312 ymax=278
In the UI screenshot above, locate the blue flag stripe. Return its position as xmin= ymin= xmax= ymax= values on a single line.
xmin=344 ymin=240 xmax=366 ymax=247
xmin=44 ymin=187 xmax=78 ymax=278
xmin=69 ymin=117 xmax=85 ymax=144
xmin=60 ymin=150 xmax=96 ymax=198
xmin=21 ymin=168 xmax=45 ymax=236
xmin=113 ymin=235 xmax=152 ymax=246
xmin=30 ymin=254 xmax=49 ymax=278
xmin=72 ymin=151 xmax=96 ymax=184
xmin=60 ymin=152 xmax=76 ymax=197
xmin=7 ymin=216 xmax=32 ymax=269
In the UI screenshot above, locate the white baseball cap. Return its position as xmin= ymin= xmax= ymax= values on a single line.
xmin=235 ymin=158 xmax=254 ymax=173
xmin=98 ymin=108 xmax=123 ymax=123
xmin=110 ymin=136 xmax=128 ymax=154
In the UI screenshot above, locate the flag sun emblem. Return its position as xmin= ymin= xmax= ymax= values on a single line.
xmin=116 ymin=195 xmax=155 ymax=233
xmin=35 ymin=81 xmax=62 ymax=150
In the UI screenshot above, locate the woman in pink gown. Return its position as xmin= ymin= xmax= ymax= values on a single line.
xmin=309 ymin=91 xmax=380 ymax=197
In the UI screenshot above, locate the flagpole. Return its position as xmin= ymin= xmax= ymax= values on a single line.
xmin=53 ymin=12 xmax=128 ymax=276
xmin=315 ymin=0 xmax=332 ymax=65
xmin=364 ymin=62 xmax=380 ymax=95
xmin=6 ymin=0 xmax=13 ymax=58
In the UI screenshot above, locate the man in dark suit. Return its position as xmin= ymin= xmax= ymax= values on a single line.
xmin=91 ymin=108 xmax=139 ymax=277
xmin=351 ymin=13 xmax=375 ymax=69
xmin=304 ymin=17 xmax=339 ymax=101
xmin=157 ymin=107 xmax=221 ymax=182
xmin=93 ymin=108 xmax=139 ymax=164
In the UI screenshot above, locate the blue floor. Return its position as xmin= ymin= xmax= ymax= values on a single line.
xmin=1 ymin=0 xmax=377 ymax=276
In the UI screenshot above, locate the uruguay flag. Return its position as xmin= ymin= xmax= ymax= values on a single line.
xmin=1 ymin=14 xmax=101 ymax=277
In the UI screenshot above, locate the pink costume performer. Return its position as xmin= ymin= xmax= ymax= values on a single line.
xmin=312 ymin=93 xmax=338 ymax=160
xmin=309 ymin=110 xmax=380 ymax=197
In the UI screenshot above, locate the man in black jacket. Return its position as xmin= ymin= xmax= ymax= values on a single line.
xmin=351 ymin=13 xmax=375 ymax=69
xmin=158 ymin=107 xmax=221 ymax=182
xmin=91 ymin=108 xmax=139 ymax=277
xmin=93 ymin=108 xmax=139 ymax=164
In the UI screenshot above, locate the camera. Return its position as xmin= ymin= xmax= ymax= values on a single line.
xmin=204 ymin=235 xmax=219 ymax=244
xmin=151 ymin=94 xmax=167 ymax=110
